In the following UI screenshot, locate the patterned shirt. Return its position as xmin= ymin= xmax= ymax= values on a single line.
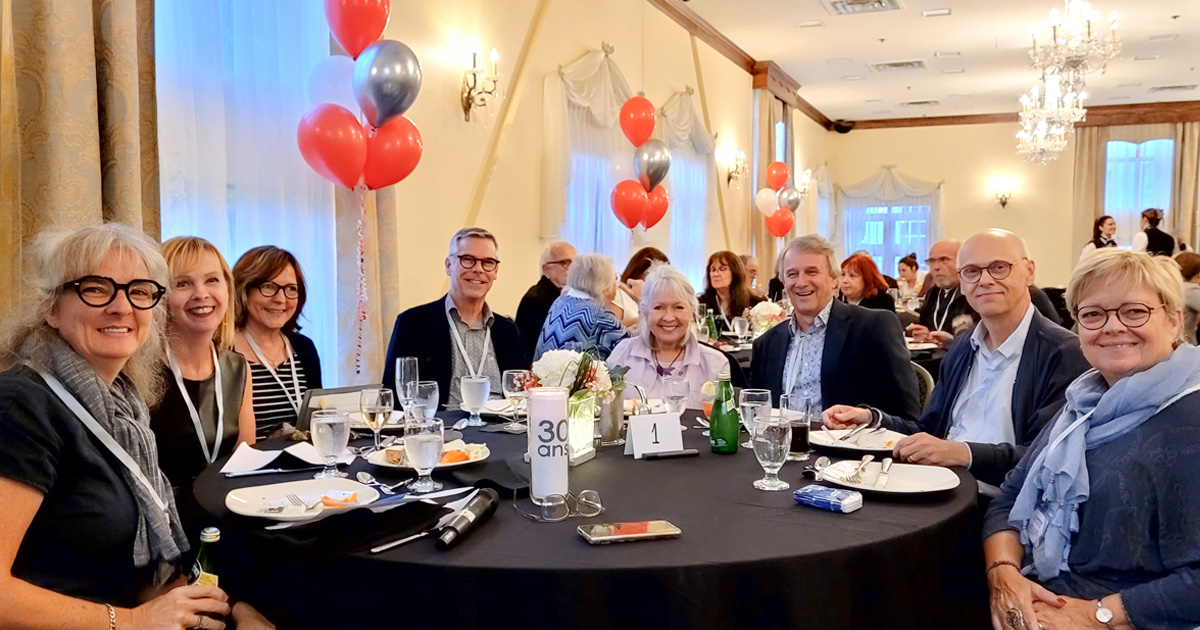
xmin=250 ymin=355 xmax=307 ymax=439
xmin=783 ymin=299 xmax=832 ymax=409
xmin=444 ymin=295 xmax=502 ymax=408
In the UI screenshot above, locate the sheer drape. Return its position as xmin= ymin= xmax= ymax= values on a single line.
xmin=836 ymin=167 xmax=941 ymax=271
xmin=1071 ymin=126 xmax=1110 ymax=260
xmin=659 ymin=90 xmax=714 ymax=289
xmin=814 ymin=163 xmax=834 ymax=251
xmin=751 ymin=91 xmax=792 ymax=274
xmin=1172 ymin=123 xmax=1200 ymax=248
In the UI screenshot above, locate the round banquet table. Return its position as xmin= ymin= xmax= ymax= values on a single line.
xmin=193 ymin=410 xmax=988 ymax=630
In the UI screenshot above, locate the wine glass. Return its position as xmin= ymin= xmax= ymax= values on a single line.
xmin=739 ymin=388 xmax=771 ymax=448
xmin=663 ymin=376 xmax=689 ymax=415
xmin=394 ymin=356 xmax=418 ymax=415
xmin=409 ymin=380 xmax=439 ymax=419
xmin=780 ymin=394 xmax=813 ymax=462
xmin=752 ymin=414 xmax=792 ymax=491
xmin=460 ymin=375 xmax=490 ymax=427
xmin=502 ymin=369 xmax=532 ymax=432
xmin=359 ymin=388 xmax=393 ymax=452
xmin=404 ymin=417 xmax=444 ymax=493
xmin=310 ymin=410 xmax=349 ymax=479
xmin=732 ymin=316 xmax=750 ymax=344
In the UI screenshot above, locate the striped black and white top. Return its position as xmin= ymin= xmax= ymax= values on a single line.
xmin=249 ymin=356 xmax=308 ymax=439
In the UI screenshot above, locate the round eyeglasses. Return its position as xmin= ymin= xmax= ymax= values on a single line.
xmin=1075 ymin=302 xmax=1163 ymax=330
xmin=255 ymin=282 xmax=301 ymax=299
xmin=61 ymin=276 xmax=165 ymax=310
xmin=513 ymin=490 xmax=604 ymax=523
xmin=456 ymin=255 xmax=500 ymax=272
xmin=958 ymin=259 xmax=1026 ymax=284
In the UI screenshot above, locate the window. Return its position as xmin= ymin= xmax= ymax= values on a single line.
xmin=666 ymin=146 xmax=709 ymax=289
xmin=843 ymin=203 xmax=931 ymax=276
xmin=1104 ymin=139 xmax=1174 ymax=246
xmin=560 ymin=149 xmax=632 ymax=267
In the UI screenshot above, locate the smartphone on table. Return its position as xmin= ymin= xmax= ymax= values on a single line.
xmin=577 ymin=520 xmax=681 ymax=545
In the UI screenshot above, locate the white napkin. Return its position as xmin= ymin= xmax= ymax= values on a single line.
xmin=219 ymin=442 xmax=355 ymax=473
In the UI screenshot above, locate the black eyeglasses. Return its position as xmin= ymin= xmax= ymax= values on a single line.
xmin=61 ymin=276 xmax=165 ymax=310
xmin=255 ymin=282 xmax=301 ymax=299
xmin=456 ymin=255 xmax=500 ymax=272
xmin=544 ymin=258 xmax=572 ymax=270
xmin=958 ymin=259 xmax=1026 ymax=284
xmin=1075 ymin=302 xmax=1163 ymax=330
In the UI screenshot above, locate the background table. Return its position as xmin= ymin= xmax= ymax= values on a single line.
xmin=193 ymin=411 xmax=988 ymax=629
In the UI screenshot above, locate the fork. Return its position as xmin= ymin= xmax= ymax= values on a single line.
xmin=285 ymin=493 xmax=321 ymax=511
xmin=847 ymin=455 xmax=874 ymax=483
xmin=848 ymin=426 xmax=886 ymax=445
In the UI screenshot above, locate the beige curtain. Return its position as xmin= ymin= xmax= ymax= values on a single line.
xmin=1070 ymin=126 xmax=1110 ymax=269
xmin=1173 ymin=122 xmax=1200 ymax=249
xmin=752 ymin=91 xmax=792 ymax=274
xmin=0 ymin=0 xmax=159 ymax=319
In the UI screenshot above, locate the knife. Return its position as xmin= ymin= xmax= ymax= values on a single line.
xmin=874 ymin=457 xmax=893 ymax=489
xmin=224 ymin=466 xmax=324 ymax=478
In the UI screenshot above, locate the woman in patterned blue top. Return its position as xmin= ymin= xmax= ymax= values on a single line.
xmin=534 ymin=253 xmax=629 ymax=361
xmin=984 ymin=249 xmax=1200 ymax=630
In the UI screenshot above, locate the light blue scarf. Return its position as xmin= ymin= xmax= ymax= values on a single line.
xmin=1008 ymin=344 xmax=1200 ymax=580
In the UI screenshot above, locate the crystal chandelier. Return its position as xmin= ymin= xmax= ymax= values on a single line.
xmin=1016 ymin=69 xmax=1087 ymax=164
xmin=1029 ymin=0 xmax=1120 ymax=94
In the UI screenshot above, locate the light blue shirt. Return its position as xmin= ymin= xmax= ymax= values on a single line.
xmin=946 ymin=304 xmax=1036 ymax=446
xmin=782 ymin=299 xmax=832 ymax=409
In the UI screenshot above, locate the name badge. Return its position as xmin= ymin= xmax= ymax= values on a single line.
xmin=624 ymin=413 xmax=685 ymax=459
xmin=1029 ymin=508 xmax=1050 ymax=541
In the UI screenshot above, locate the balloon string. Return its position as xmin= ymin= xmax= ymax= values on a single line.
xmin=355 ymin=183 xmax=369 ymax=375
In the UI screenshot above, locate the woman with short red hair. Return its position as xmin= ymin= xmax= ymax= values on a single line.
xmin=839 ymin=253 xmax=895 ymax=311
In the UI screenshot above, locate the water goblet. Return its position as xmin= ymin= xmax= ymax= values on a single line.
xmin=501 ymin=369 xmax=532 ymax=432
xmin=461 ymin=375 xmax=491 ymax=427
xmin=663 ymin=376 xmax=689 ymax=415
xmin=311 ymin=410 xmax=349 ymax=479
xmin=731 ymin=316 xmax=750 ymax=344
xmin=404 ymin=417 xmax=444 ymax=493
xmin=359 ymin=388 xmax=393 ymax=452
xmin=739 ymin=388 xmax=771 ymax=448
xmin=752 ymin=414 xmax=792 ymax=491
xmin=408 ymin=380 xmax=439 ymax=419
xmin=394 ymin=356 xmax=418 ymax=415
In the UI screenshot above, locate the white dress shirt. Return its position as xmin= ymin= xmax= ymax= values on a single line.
xmin=946 ymin=304 xmax=1036 ymax=446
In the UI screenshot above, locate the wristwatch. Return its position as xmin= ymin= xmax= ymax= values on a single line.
xmin=1095 ymin=599 xmax=1114 ymax=628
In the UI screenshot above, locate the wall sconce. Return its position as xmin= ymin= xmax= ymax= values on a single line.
xmin=992 ymin=179 xmax=1015 ymax=208
xmin=715 ymin=146 xmax=747 ymax=187
xmin=797 ymin=168 xmax=813 ymax=197
xmin=461 ymin=47 xmax=501 ymax=122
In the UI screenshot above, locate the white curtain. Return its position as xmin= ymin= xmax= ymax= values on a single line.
xmin=813 ymin=163 xmax=834 ymax=251
xmin=156 ymin=1 xmax=340 ymax=384
xmin=836 ymin=166 xmax=942 ymax=272
xmin=658 ymin=90 xmax=714 ymax=289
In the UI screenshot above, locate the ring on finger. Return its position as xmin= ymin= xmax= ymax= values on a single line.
xmin=1005 ymin=608 xmax=1024 ymax=629
xmin=193 ymin=615 xmax=204 ymax=630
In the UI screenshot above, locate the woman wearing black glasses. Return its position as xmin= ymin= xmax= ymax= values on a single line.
xmin=232 ymin=246 xmax=322 ymax=439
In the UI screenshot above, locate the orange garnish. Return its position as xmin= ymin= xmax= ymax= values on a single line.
xmin=440 ymin=449 xmax=469 ymax=464
xmin=320 ymin=492 xmax=359 ymax=509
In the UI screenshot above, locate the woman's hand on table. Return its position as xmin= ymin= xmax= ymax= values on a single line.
xmin=906 ymin=324 xmax=954 ymax=350
xmin=988 ymin=564 xmax=1063 ymax=630
xmin=231 ymin=601 xmax=276 ymax=630
xmin=893 ymin=433 xmax=970 ymax=467
xmin=821 ymin=405 xmax=872 ymax=430
xmin=129 ymin=584 xmax=231 ymax=630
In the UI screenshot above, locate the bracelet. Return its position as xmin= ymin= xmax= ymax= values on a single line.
xmin=105 ymin=603 xmax=116 ymax=630
xmin=986 ymin=559 xmax=1021 ymax=573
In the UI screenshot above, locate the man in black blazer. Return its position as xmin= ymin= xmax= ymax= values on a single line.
xmin=825 ymin=229 xmax=1090 ymax=487
xmin=515 ymin=241 xmax=575 ymax=357
xmin=909 ymin=239 xmax=977 ymax=348
xmin=750 ymin=235 xmax=920 ymax=426
xmin=383 ymin=228 xmax=529 ymax=408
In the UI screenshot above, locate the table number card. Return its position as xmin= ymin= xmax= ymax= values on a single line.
xmin=624 ymin=413 xmax=684 ymax=459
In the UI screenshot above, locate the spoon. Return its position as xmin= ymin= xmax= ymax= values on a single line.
xmin=355 ymin=471 xmax=410 ymax=495
xmin=803 ymin=456 xmax=831 ymax=481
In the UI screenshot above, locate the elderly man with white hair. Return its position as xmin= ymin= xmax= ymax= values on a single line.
xmin=534 ymin=253 xmax=629 ymax=360
xmin=516 ymin=241 xmax=576 ymax=357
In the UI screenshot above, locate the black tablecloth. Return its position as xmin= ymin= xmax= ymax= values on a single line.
xmin=193 ymin=411 xmax=987 ymax=629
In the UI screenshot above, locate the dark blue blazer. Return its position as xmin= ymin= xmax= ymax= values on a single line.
xmin=750 ymin=299 xmax=921 ymax=427
xmin=879 ymin=310 xmax=1090 ymax=486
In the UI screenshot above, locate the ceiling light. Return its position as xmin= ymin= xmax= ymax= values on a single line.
xmin=868 ymin=60 xmax=927 ymax=72
xmin=1134 ymin=54 xmax=1161 ymax=61
xmin=842 ymin=75 xmax=865 ymax=81
xmin=921 ymin=8 xmax=951 ymax=17
xmin=1116 ymin=82 xmax=1142 ymax=88
xmin=823 ymin=0 xmax=902 ymax=16
xmin=863 ymin=98 xmax=883 ymax=103
xmin=1029 ymin=1 xmax=1120 ymax=95
xmin=934 ymin=51 xmax=961 ymax=58
xmin=794 ymin=20 xmax=825 ymax=28
xmin=826 ymin=58 xmax=855 ymax=65
xmin=941 ymin=69 xmax=965 ymax=74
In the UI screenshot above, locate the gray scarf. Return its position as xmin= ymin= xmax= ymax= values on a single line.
xmin=42 ymin=336 xmax=189 ymax=572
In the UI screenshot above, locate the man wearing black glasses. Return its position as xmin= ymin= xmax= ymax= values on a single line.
xmin=825 ymin=229 xmax=1089 ymax=489
xmin=908 ymin=239 xmax=978 ymax=349
xmin=383 ymin=227 xmax=529 ymax=408
xmin=515 ymin=241 xmax=576 ymax=357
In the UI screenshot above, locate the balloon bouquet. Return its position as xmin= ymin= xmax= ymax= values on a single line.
xmin=298 ymin=0 xmax=424 ymax=372
xmin=610 ymin=96 xmax=672 ymax=231
xmin=755 ymin=162 xmax=804 ymax=238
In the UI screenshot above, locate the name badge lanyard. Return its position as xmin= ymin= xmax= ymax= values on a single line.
xmin=36 ymin=369 xmax=168 ymax=512
xmin=245 ymin=332 xmax=301 ymax=414
xmin=165 ymin=344 xmax=224 ymax=465
xmin=933 ymin=288 xmax=958 ymax=331
xmin=447 ymin=311 xmax=490 ymax=378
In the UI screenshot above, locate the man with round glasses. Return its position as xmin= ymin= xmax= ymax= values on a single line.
xmin=515 ymin=241 xmax=576 ymax=357
xmin=825 ymin=229 xmax=1089 ymax=489
xmin=383 ymin=227 xmax=529 ymax=408
xmin=908 ymin=239 xmax=978 ymax=349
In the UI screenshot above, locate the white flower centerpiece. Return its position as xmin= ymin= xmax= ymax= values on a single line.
xmin=749 ymin=301 xmax=787 ymax=337
xmin=530 ymin=349 xmax=627 ymax=466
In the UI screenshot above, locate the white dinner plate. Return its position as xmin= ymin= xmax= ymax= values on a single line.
xmin=906 ymin=341 xmax=939 ymax=351
xmin=810 ymin=427 xmax=907 ymax=456
xmin=460 ymin=399 xmax=520 ymax=417
xmin=367 ymin=439 xmax=490 ymax=470
xmin=224 ymin=478 xmax=380 ymax=521
xmin=820 ymin=460 xmax=960 ymax=494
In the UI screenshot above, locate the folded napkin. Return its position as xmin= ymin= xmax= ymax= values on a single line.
xmin=219 ymin=442 xmax=356 ymax=474
xmin=449 ymin=454 xmax=531 ymax=499
xmin=262 ymin=500 xmax=450 ymax=559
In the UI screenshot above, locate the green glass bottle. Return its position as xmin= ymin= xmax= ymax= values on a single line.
xmin=708 ymin=371 xmax=739 ymax=454
xmin=705 ymin=308 xmax=720 ymax=340
xmin=188 ymin=527 xmax=220 ymax=587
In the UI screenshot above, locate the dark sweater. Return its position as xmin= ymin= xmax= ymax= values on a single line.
xmin=515 ymin=275 xmax=561 ymax=358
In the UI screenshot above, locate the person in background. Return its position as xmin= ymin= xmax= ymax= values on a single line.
xmin=1132 ymin=208 xmax=1175 ymax=257
xmin=896 ymin=253 xmax=927 ymax=297
xmin=0 ymin=223 xmax=272 ymax=630
xmin=535 ymin=254 xmax=630 ymax=361
xmin=515 ymin=241 xmax=575 ymax=358
xmin=909 ymin=239 xmax=978 ymax=349
xmin=740 ymin=254 xmax=767 ymax=298
xmin=839 ymin=253 xmax=895 ymax=311
xmin=984 ymin=249 xmax=1200 ymax=630
xmin=1175 ymin=251 xmax=1200 ymax=345
xmin=824 ymin=230 xmax=1089 ymax=489
xmin=607 ymin=265 xmax=729 ymax=408
xmin=383 ymin=228 xmax=527 ymax=408
xmin=751 ymin=235 xmax=919 ymax=423
xmin=1078 ymin=215 xmax=1116 ymax=262
xmin=767 ymin=255 xmax=786 ymax=302
xmin=698 ymin=251 xmax=765 ymax=331
xmin=232 ymin=246 xmax=322 ymax=440
xmin=612 ymin=246 xmax=669 ymax=327
xmin=850 ymin=249 xmax=899 ymax=289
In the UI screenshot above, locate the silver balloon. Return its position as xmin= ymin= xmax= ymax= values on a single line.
xmin=778 ymin=186 xmax=803 ymax=212
xmin=633 ymin=139 xmax=671 ymax=192
xmin=353 ymin=40 xmax=423 ymax=128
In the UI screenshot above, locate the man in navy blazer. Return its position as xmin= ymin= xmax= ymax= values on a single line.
xmin=750 ymin=235 xmax=920 ymax=427
xmin=825 ymin=229 xmax=1090 ymax=487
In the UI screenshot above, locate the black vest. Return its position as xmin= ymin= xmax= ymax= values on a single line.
xmin=1145 ymin=226 xmax=1175 ymax=257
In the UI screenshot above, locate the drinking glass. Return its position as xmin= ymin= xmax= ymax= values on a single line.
xmin=732 ymin=316 xmax=750 ymax=343
xmin=739 ymin=388 xmax=771 ymax=448
xmin=752 ymin=414 xmax=792 ymax=491
xmin=461 ymin=375 xmax=491 ymax=427
xmin=663 ymin=376 xmax=689 ymax=415
xmin=359 ymin=388 xmax=393 ymax=452
xmin=501 ymin=369 xmax=532 ymax=432
xmin=780 ymin=394 xmax=813 ymax=462
xmin=310 ymin=410 xmax=349 ymax=479
xmin=404 ymin=417 xmax=444 ymax=493
xmin=408 ymin=380 xmax=439 ymax=419
xmin=394 ymin=356 xmax=419 ymax=414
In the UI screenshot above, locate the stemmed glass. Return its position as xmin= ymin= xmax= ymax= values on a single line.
xmin=310 ymin=410 xmax=349 ymax=479
xmin=461 ymin=375 xmax=491 ymax=427
xmin=732 ymin=316 xmax=750 ymax=344
xmin=739 ymin=388 xmax=771 ymax=448
xmin=780 ymin=393 xmax=813 ymax=462
xmin=404 ymin=417 xmax=445 ymax=493
xmin=752 ymin=414 xmax=792 ymax=491
xmin=359 ymin=388 xmax=393 ymax=452
xmin=664 ymin=376 xmax=689 ymax=415
xmin=501 ymin=369 xmax=532 ymax=432
xmin=409 ymin=380 xmax=439 ymax=419
xmin=394 ymin=356 xmax=418 ymax=416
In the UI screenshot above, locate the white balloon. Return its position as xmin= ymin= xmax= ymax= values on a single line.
xmin=755 ymin=187 xmax=779 ymax=216
xmin=608 ymin=149 xmax=634 ymax=185
xmin=307 ymin=56 xmax=357 ymax=113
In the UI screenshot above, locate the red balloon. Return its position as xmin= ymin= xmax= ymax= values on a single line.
xmin=765 ymin=208 xmax=794 ymax=237
xmin=766 ymin=161 xmax=790 ymax=191
xmin=643 ymin=186 xmax=669 ymax=228
xmin=620 ymin=96 xmax=656 ymax=147
xmin=324 ymin=0 xmax=390 ymax=59
xmin=297 ymin=104 xmax=366 ymax=189
xmin=363 ymin=115 xmax=422 ymax=190
xmin=611 ymin=180 xmax=649 ymax=229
